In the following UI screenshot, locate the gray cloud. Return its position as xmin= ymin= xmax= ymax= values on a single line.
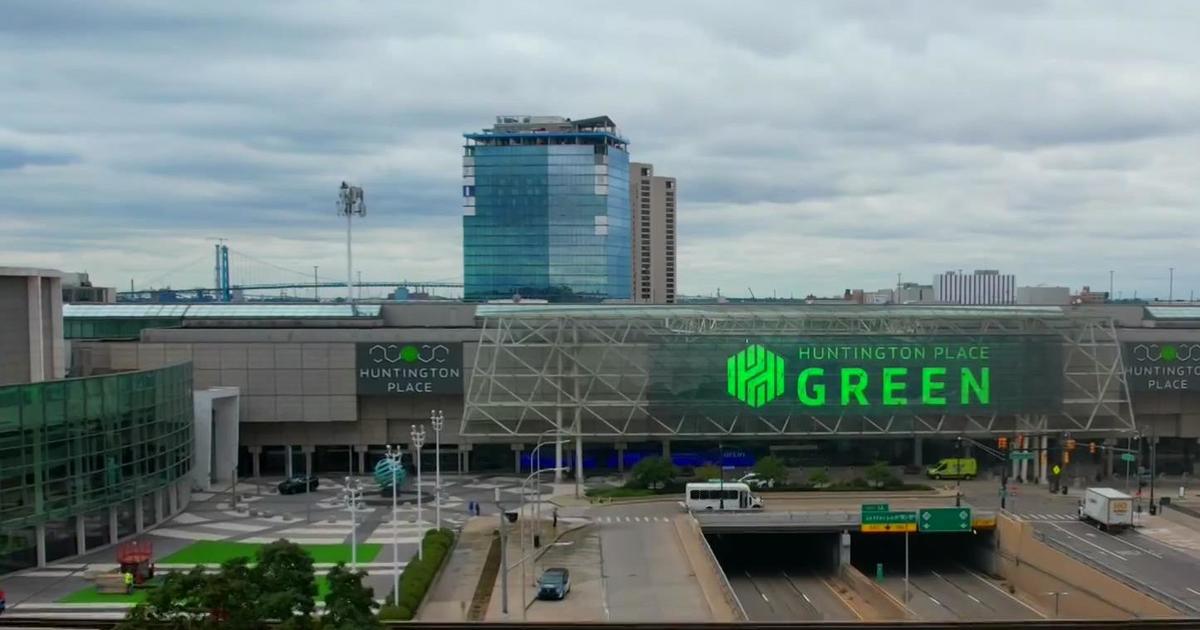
xmin=1 ymin=1 xmax=1198 ymax=300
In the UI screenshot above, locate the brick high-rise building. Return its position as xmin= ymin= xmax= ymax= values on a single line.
xmin=629 ymin=163 xmax=676 ymax=303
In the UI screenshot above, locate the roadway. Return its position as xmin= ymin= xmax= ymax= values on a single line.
xmin=729 ymin=569 xmax=858 ymax=621
xmin=877 ymin=561 xmax=1045 ymax=621
xmin=1034 ymin=518 xmax=1200 ymax=615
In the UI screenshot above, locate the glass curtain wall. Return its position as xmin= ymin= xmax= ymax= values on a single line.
xmin=0 ymin=363 xmax=193 ymax=575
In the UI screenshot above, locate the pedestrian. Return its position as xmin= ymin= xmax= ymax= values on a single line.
xmin=0 ymin=587 xmax=7 ymax=615
xmin=553 ymin=507 xmax=558 ymax=529
xmin=123 ymin=570 xmax=134 ymax=594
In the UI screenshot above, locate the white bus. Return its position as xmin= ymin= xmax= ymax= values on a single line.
xmin=684 ymin=481 xmax=763 ymax=511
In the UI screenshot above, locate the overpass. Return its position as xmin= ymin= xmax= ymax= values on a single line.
xmin=694 ymin=508 xmax=998 ymax=533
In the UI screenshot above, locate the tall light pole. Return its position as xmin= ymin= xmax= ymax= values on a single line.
xmin=411 ymin=424 xmax=426 ymax=560
xmin=336 ymin=182 xmax=366 ymax=304
xmin=384 ymin=444 xmax=403 ymax=602
xmin=430 ymin=410 xmax=444 ymax=531
xmin=1109 ymin=270 xmax=1114 ymax=301
xmin=342 ymin=476 xmax=362 ymax=569
xmin=1169 ymin=267 xmax=1175 ymax=302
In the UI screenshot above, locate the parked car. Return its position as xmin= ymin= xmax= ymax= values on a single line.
xmin=277 ymin=475 xmax=320 ymax=495
xmin=537 ymin=567 xmax=571 ymax=600
xmin=737 ymin=472 xmax=775 ymax=489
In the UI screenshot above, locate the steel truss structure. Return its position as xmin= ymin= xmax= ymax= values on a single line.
xmin=460 ymin=305 xmax=1137 ymax=438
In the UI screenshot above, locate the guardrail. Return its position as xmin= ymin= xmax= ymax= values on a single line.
xmin=680 ymin=511 xmax=748 ymax=621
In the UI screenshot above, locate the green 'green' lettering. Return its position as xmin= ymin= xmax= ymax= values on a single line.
xmin=797 ymin=368 xmax=825 ymax=405
xmin=922 ymin=367 xmax=947 ymax=405
xmin=961 ymin=367 xmax=990 ymax=404
xmin=882 ymin=367 xmax=907 ymax=405
xmin=841 ymin=368 xmax=868 ymax=406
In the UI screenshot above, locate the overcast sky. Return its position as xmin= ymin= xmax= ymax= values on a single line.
xmin=2 ymin=1 xmax=1198 ymax=300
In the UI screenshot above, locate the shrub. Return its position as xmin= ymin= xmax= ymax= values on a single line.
xmin=807 ymin=469 xmax=831 ymax=486
xmin=693 ymin=464 xmax=721 ymax=481
xmin=753 ymin=456 xmax=790 ymax=486
xmin=629 ymin=456 xmax=677 ymax=490
xmin=378 ymin=604 xmax=408 ymax=621
xmin=865 ymin=461 xmax=900 ymax=488
xmin=382 ymin=528 xmax=456 ymax=621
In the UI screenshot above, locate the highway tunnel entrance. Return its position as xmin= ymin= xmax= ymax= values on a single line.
xmin=706 ymin=532 xmax=854 ymax=621
xmin=850 ymin=529 xmax=995 ymax=578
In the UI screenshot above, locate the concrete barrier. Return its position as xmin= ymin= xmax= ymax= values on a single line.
xmin=837 ymin=564 xmax=911 ymax=620
xmin=994 ymin=513 xmax=1180 ymax=619
xmin=672 ymin=515 xmax=746 ymax=621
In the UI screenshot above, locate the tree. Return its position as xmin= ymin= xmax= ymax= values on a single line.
xmin=806 ymin=469 xmax=831 ymax=488
xmin=629 ymin=456 xmax=677 ymax=490
xmin=865 ymin=461 xmax=900 ymax=488
xmin=693 ymin=464 xmax=721 ymax=481
xmin=255 ymin=540 xmax=316 ymax=629
xmin=753 ymin=456 xmax=790 ymax=487
xmin=120 ymin=565 xmax=210 ymax=629
xmin=322 ymin=563 xmax=379 ymax=630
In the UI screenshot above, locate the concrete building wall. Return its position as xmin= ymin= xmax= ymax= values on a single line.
xmin=1016 ymin=285 xmax=1070 ymax=305
xmin=630 ymin=162 xmax=677 ymax=304
xmin=0 ymin=268 xmax=65 ymax=385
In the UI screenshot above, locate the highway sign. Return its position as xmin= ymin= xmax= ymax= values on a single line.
xmin=918 ymin=507 xmax=972 ymax=533
xmin=1010 ymin=451 xmax=1035 ymax=461
xmin=1121 ymin=453 xmax=1136 ymax=462
xmin=861 ymin=503 xmax=889 ymax=513
xmin=861 ymin=509 xmax=916 ymax=533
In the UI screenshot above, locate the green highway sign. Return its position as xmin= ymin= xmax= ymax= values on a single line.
xmin=918 ymin=507 xmax=972 ymax=533
xmin=1010 ymin=451 xmax=1035 ymax=461
xmin=1120 ymin=453 xmax=1136 ymax=462
xmin=861 ymin=509 xmax=917 ymax=532
xmin=861 ymin=504 xmax=890 ymax=513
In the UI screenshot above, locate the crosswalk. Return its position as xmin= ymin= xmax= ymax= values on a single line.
xmin=1017 ymin=512 xmax=1077 ymax=522
xmin=595 ymin=515 xmax=672 ymax=524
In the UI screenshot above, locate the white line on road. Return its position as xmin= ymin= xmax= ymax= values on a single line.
xmin=929 ymin=596 xmax=943 ymax=607
xmin=967 ymin=594 xmax=982 ymax=604
xmin=801 ymin=592 xmax=812 ymax=604
xmin=962 ymin=566 xmax=1046 ymax=618
xmin=1101 ymin=531 xmax=1164 ymax=559
xmin=1049 ymin=522 xmax=1128 ymax=562
xmin=1187 ymin=587 xmax=1200 ymax=597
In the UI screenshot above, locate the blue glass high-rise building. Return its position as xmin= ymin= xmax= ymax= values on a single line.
xmin=462 ymin=115 xmax=631 ymax=301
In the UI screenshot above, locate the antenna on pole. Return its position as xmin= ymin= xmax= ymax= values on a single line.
xmin=337 ymin=182 xmax=366 ymax=304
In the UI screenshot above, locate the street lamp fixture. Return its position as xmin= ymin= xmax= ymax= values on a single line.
xmin=341 ymin=476 xmax=363 ymax=569
xmin=383 ymin=444 xmax=404 ymax=603
xmin=430 ymin=410 xmax=445 ymax=531
xmin=411 ymin=424 xmax=427 ymax=560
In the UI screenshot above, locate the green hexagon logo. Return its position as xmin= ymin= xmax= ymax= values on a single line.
xmin=727 ymin=345 xmax=786 ymax=408
xmin=1162 ymin=344 xmax=1179 ymax=362
xmin=401 ymin=345 xmax=420 ymax=363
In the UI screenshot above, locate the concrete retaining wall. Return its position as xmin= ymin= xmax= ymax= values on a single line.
xmin=994 ymin=513 xmax=1179 ymax=619
xmin=838 ymin=565 xmax=911 ymax=620
xmin=673 ymin=515 xmax=746 ymax=621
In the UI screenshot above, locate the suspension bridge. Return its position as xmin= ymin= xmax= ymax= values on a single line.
xmin=117 ymin=244 xmax=462 ymax=302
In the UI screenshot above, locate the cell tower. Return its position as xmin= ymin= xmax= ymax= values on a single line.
xmin=337 ymin=182 xmax=366 ymax=303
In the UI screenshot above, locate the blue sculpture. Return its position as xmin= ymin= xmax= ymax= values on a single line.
xmin=374 ymin=455 xmax=407 ymax=492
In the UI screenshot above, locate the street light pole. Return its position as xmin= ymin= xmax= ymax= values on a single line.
xmin=1048 ymin=591 xmax=1068 ymax=617
xmin=342 ymin=476 xmax=362 ymax=570
xmin=411 ymin=425 xmax=426 ymax=560
xmin=384 ymin=445 xmax=403 ymax=603
xmin=431 ymin=410 xmax=444 ymax=531
xmin=495 ymin=487 xmax=508 ymax=616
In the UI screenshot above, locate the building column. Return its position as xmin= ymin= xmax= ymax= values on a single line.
xmin=248 ymin=446 xmax=262 ymax=478
xmin=168 ymin=484 xmax=179 ymax=515
xmin=36 ymin=523 xmax=47 ymax=567
xmin=512 ymin=444 xmax=524 ymax=474
xmin=108 ymin=507 xmax=119 ymax=544
xmin=285 ymin=445 xmax=294 ymax=478
xmin=575 ymin=434 xmax=584 ymax=487
xmin=913 ymin=437 xmax=924 ymax=467
xmin=154 ymin=489 xmax=165 ymax=524
xmin=462 ymin=444 xmax=471 ymax=474
xmin=76 ymin=515 xmax=87 ymax=553
xmin=135 ymin=496 xmax=145 ymax=533
xmin=662 ymin=439 xmax=671 ymax=459
xmin=616 ymin=441 xmax=627 ymax=474
xmin=1039 ymin=436 xmax=1050 ymax=485
xmin=554 ymin=429 xmax=564 ymax=483
xmin=302 ymin=446 xmax=315 ymax=476
xmin=356 ymin=445 xmax=367 ymax=476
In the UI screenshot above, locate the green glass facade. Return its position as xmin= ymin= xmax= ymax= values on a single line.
xmin=64 ymin=317 xmax=183 ymax=340
xmin=0 ymin=363 xmax=193 ymax=575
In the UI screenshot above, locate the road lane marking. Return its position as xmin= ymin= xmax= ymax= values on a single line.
xmin=967 ymin=594 xmax=982 ymax=604
xmin=1106 ymin=532 xmax=1164 ymax=559
xmin=1048 ymin=522 xmax=1127 ymax=562
xmin=961 ymin=565 xmax=1046 ymax=618
xmin=1187 ymin=587 xmax=1200 ymax=597
xmin=929 ymin=596 xmax=943 ymax=607
xmin=801 ymin=592 xmax=812 ymax=604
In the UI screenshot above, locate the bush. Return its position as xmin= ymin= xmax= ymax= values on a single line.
xmin=383 ymin=528 xmax=455 ymax=620
xmin=378 ymin=604 xmax=408 ymax=621
xmin=693 ymin=464 xmax=721 ymax=481
xmin=753 ymin=456 xmax=790 ymax=486
xmin=865 ymin=462 xmax=900 ymax=488
xmin=629 ymin=456 xmax=678 ymax=490
xmin=807 ymin=469 xmax=831 ymax=486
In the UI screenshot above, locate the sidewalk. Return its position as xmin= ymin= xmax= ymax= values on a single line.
xmin=415 ymin=517 xmax=495 ymax=621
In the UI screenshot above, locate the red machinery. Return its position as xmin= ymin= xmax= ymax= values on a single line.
xmin=117 ymin=540 xmax=155 ymax=584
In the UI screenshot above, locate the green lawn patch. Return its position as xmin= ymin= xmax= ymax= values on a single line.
xmin=58 ymin=576 xmax=332 ymax=604
xmin=159 ymin=541 xmax=381 ymax=565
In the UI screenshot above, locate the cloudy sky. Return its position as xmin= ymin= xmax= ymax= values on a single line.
xmin=2 ymin=1 xmax=1198 ymax=300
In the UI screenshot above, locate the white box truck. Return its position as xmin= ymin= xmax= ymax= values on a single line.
xmin=1079 ymin=487 xmax=1134 ymax=531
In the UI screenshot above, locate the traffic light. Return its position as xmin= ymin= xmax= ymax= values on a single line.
xmin=1066 ymin=438 xmax=1076 ymax=451
xmin=998 ymin=436 xmax=1008 ymax=450
xmin=1064 ymin=451 xmax=1071 ymax=464
xmin=1089 ymin=442 xmax=1097 ymax=454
